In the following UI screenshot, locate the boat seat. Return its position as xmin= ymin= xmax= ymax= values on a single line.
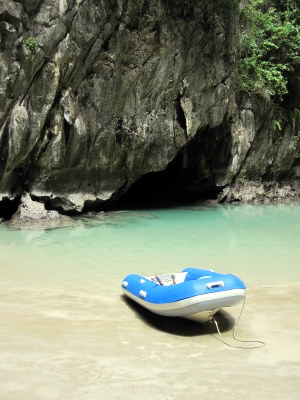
xmin=148 ymin=275 xmax=173 ymax=286
xmin=149 ymin=273 xmax=187 ymax=286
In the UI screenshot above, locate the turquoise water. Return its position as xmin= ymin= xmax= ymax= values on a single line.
xmin=1 ymin=203 xmax=299 ymax=400
xmin=0 ymin=203 xmax=299 ymax=292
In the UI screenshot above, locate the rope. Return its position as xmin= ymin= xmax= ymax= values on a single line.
xmin=211 ymin=293 xmax=266 ymax=349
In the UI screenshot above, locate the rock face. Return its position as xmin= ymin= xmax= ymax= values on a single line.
xmin=0 ymin=0 xmax=299 ymax=218
xmin=9 ymin=192 xmax=72 ymax=228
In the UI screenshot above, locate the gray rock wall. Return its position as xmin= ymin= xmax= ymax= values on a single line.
xmin=0 ymin=0 xmax=299 ymax=217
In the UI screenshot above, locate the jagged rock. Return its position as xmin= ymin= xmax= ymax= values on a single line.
xmin=9 ymin=192 xmax=71 ymax=227
xmin=0 ymin=0 xmax=240 ymax=209
xmin=0 ymin=0 xmax=299 ymax=217
xmin=219 ymin=181 xmax=300 ymax=204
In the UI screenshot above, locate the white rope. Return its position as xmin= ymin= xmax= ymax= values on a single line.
xmin=211 ymin=293 xmax=266 ymax=349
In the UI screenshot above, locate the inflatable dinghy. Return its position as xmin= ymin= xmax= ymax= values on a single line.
xmin=121 ymin=267 xmax=246 ymax=321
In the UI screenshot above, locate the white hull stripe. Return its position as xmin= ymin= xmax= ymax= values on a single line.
xmin=123 ymin=288 xmax=246 ymax=316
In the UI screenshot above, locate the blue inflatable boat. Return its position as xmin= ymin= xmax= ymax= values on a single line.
xmin=121 ymin=267 xmax=246 ymax=321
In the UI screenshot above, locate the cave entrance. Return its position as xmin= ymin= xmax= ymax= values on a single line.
xmin=116 ymin=122 xmax=232 ymax=209
xmin=0 ymin=195 xmax=21 ymax=220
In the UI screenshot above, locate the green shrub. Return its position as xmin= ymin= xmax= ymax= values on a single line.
xmin=25 ymin=37 xmax=38 ymax=53
xmin=238 ymin=0 xmax=300 ymax=101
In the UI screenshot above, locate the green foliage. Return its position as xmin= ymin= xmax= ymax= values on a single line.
xmin=238 ymin=0 xmax=300 ymax=100
xmin=290 ymin=108 xmax=300 ymax=124
xmin=272 ymin=119 xmax=282 ymax=131
xmin=25 ymin=37 xmax=38 ymax=53
xmin=289 ymin=132 xmax=300 ymax=158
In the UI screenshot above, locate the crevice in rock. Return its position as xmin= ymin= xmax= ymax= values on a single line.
xmin=102 ymin=36 xmax=111 ymax=52
xmin=101 ymin=18 xmax=122 ymax=53
xmin=65 ymin=1 xmax=128 ymax=91
xmin=71 ymin=0 xmax=89 ymax=23
xmin=14 ymin=0 xmax=44 ymax=16
xmin=0 ymin=122 xmax=9 ymax=183
xmin=174 ymin=95 xmax=187 ymax=133
xmin=63 ymin=118 xmax=71 ymax=149
xmin=0 ymin=10 xmax=21 ymax=26
xmin=30 ymin=194 xmax=80 ymax=216
xmin=83 ymin=7 xmax=126 ymax=79
xmin=19 ymin=59 xmax=48 ymax=106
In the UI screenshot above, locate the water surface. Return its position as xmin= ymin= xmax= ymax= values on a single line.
xmin=1 ymin=204 xmax=300 ymax=400
xmin=1 ymin=203 xmax=299 ymax=292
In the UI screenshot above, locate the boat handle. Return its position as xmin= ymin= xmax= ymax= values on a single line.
xmin=206 ymin=281 xmax=224 ymax=289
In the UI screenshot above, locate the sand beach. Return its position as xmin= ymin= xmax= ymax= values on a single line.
xmin=0 ymin=283 xmax=299 ymax=400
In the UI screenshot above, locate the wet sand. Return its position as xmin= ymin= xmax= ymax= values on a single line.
xmin=0 ymin=284 xmax=299 ymax=400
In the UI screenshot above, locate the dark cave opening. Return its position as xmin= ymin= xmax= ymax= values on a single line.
xmin=115 ymin=122 xmax=233 ymax=209
xmin=115 ymin=169 xmax=218 ymax=209
xmin=0 ymin=122 xmax=233 ymax=219
xmin=0 ymin=195 xmax=21 ymax=220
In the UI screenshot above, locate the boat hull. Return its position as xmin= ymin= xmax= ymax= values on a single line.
xmin=122 ymin=287 xmax=246 ymax=317
xmin=122 ymin=268 xmax=246 ymax=320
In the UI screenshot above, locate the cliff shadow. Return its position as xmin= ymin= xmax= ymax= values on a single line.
xmin=115 ymin=120 xmax=233 ymax=209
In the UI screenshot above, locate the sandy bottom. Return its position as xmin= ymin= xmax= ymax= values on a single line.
xmin=0 ymin=284 xmax=299 ymax=400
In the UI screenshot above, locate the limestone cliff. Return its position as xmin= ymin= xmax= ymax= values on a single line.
xmin=0 ymin=0 xmax=299 ymax=219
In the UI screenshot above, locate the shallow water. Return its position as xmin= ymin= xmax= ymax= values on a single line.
xmin=1 ymin=203 xmax=299 ymax=292
xmin=1 ymin=204 xmax=300 ymax=400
